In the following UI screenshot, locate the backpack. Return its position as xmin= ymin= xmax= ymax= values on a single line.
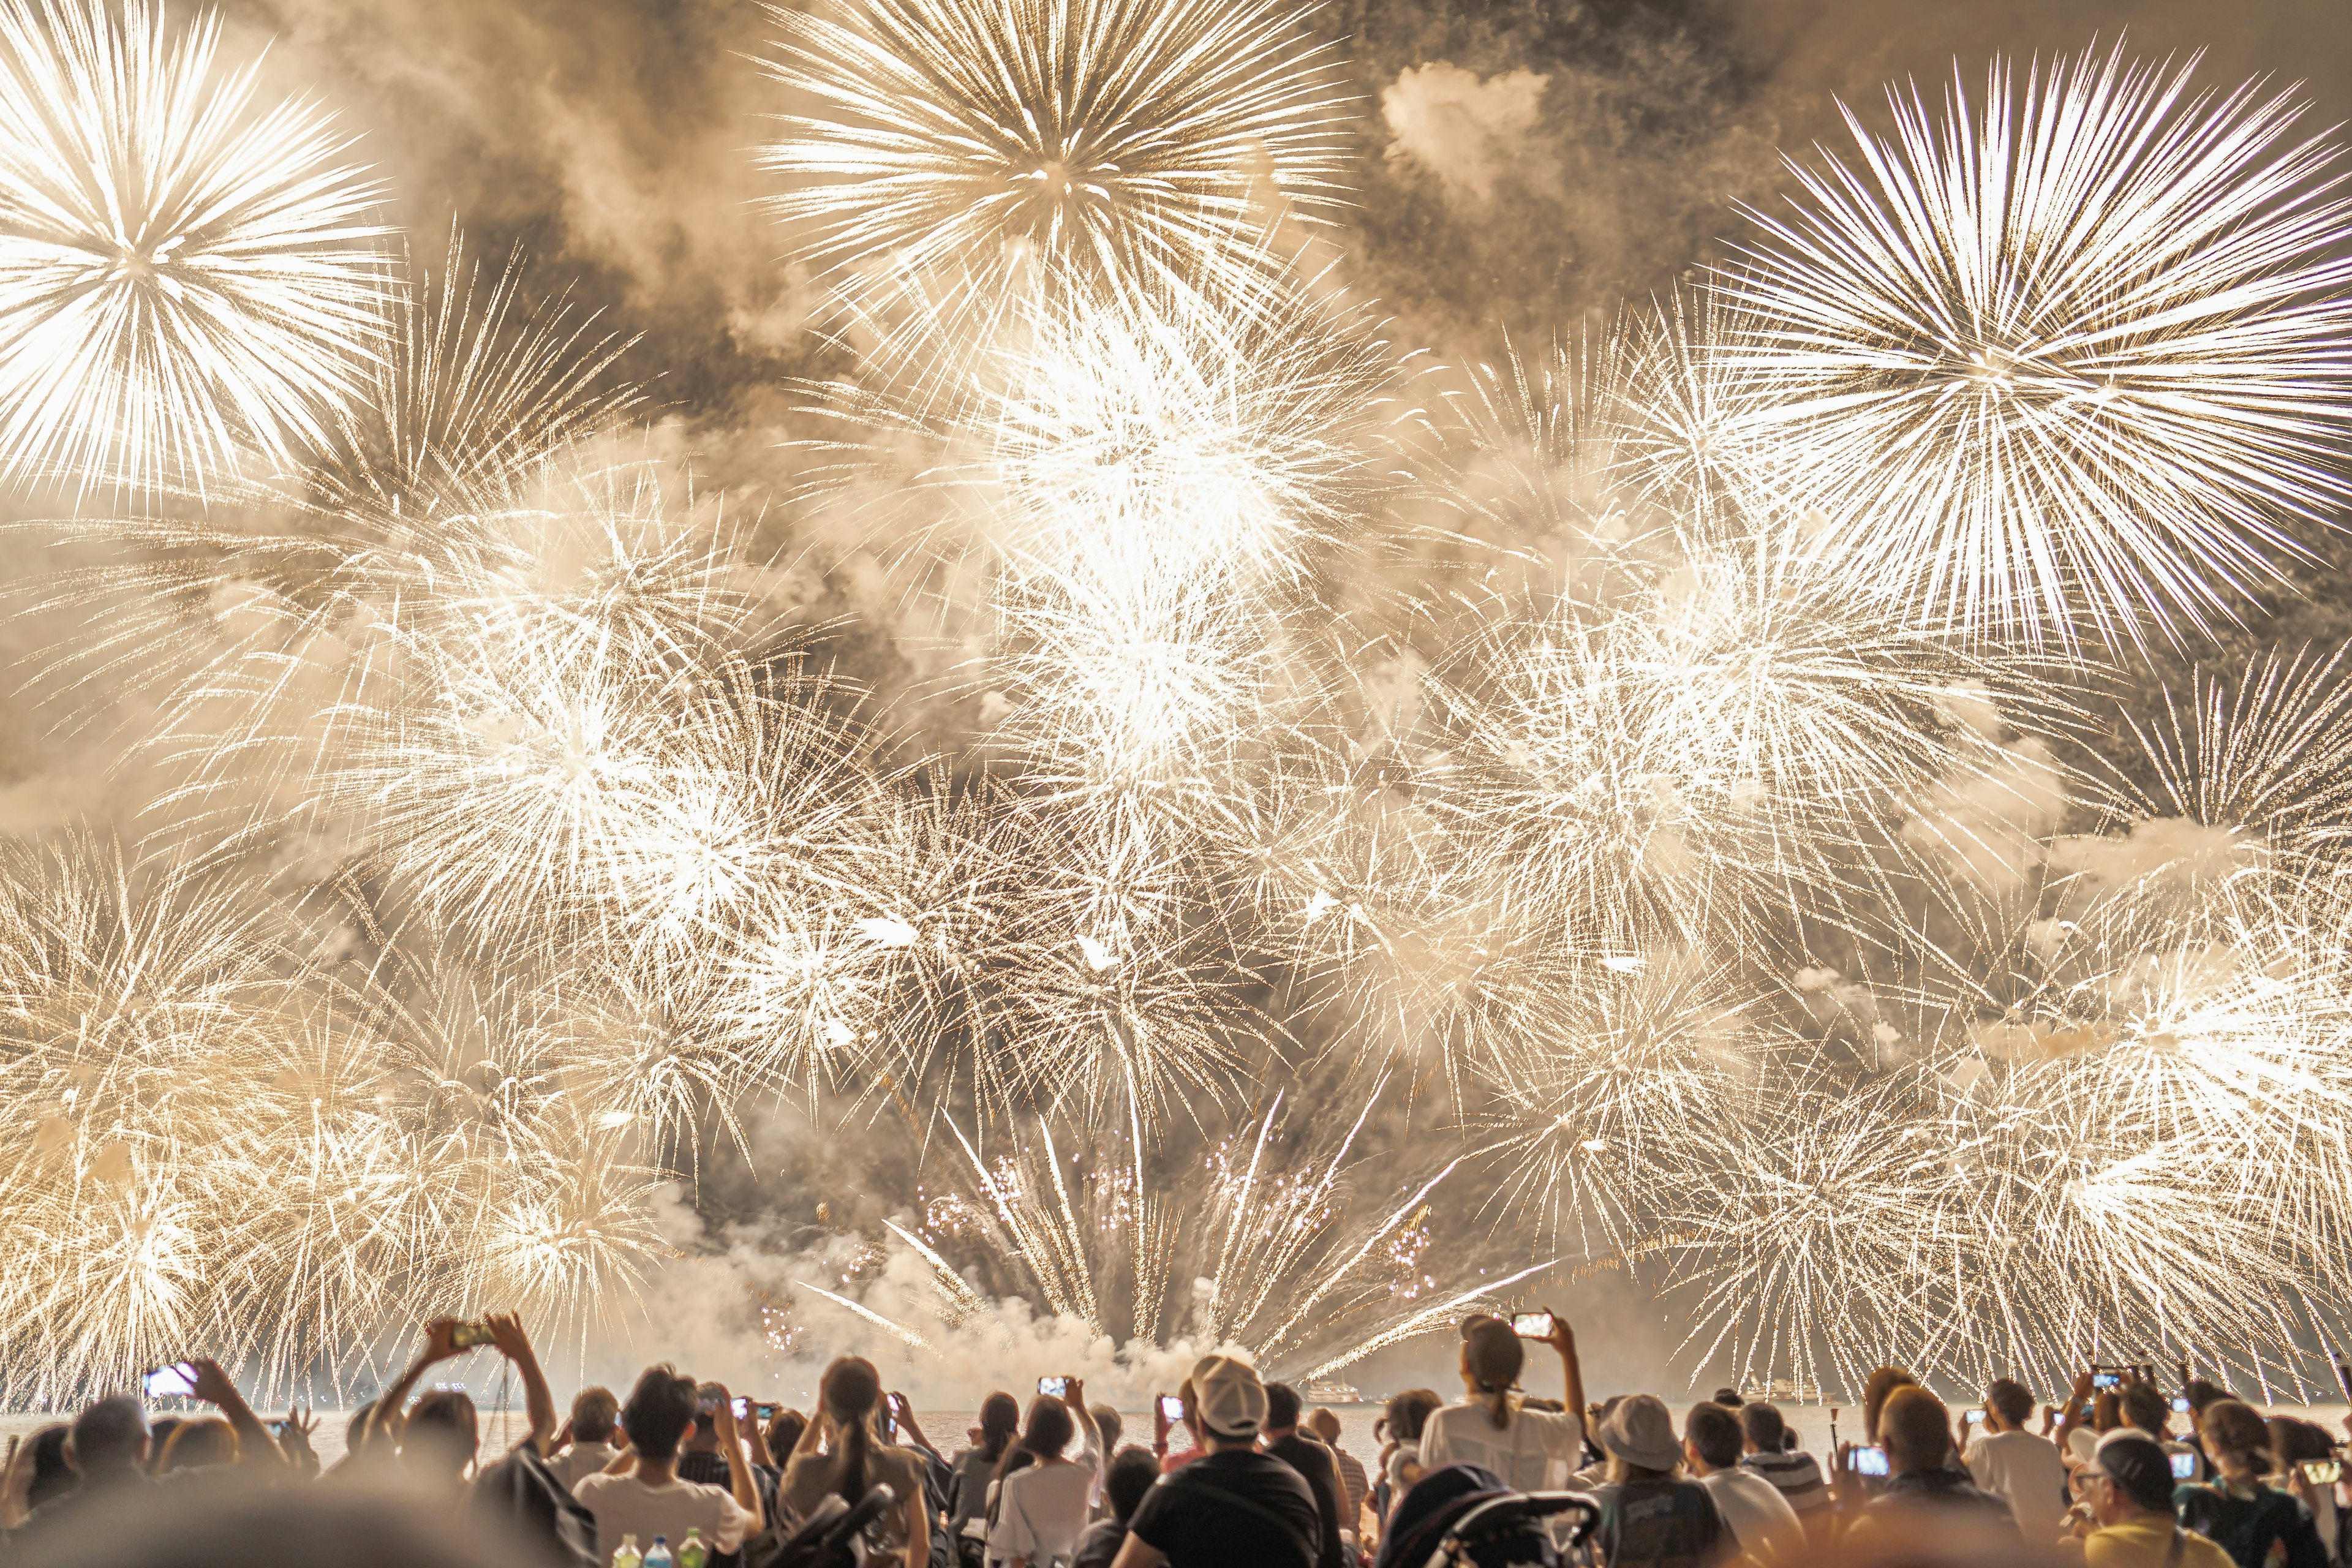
xmin=743 ymin=1484 xmax=899 ymax=1568
xmin=470 ymin=1444 xmax=600 ymax=1568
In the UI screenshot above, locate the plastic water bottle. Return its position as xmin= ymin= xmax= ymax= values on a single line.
xmin=676 ymin=1528 xmax=709 ymax=1568
xmin=644 ymin=1536 xmax=674 ymax=1568
xmin=611 ymin=1536 xmax=643 ymax=1568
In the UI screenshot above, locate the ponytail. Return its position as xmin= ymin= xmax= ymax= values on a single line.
xmin=818 ymin=1357 xmax=881 ymax=1507
xmin=1482 ymin=1385 xmax=1513 ymax=1432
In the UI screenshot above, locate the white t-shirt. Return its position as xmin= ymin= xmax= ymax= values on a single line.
xmin=1698 ymin=1467 xmax=1804 ymax=1561
xmin=548 ymin=1441 xmax=621 ymax=1493
xmin=1963 ymin=1429 xmax=2068 ymax=1541
xmin=987 ymin=1460 xmax=1098 ymax=1565
xmin=572 ymin=1470 xmax=755 ymax=1560
xmin=1417 ymin=1401 xmax=1585 ymax=1493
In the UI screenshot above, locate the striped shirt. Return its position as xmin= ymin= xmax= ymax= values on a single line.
xmin=1740 ymin=1449 xmax=1831 ymax=1515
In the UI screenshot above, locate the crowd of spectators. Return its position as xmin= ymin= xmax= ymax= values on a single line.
xmin=2 ymin=1306 xmax=2348 ymax=1568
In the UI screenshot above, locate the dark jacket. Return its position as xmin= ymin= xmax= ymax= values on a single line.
xmin=1265 ymin=1431 xmax=1346 ymax=1568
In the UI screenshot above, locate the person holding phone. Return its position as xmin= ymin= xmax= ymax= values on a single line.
xmin=1847 ymin=1387 xmax=2016 ymax=1547
xmin=986 ymin=1378 xmax=1101 ymax=1568
xmin=1964 ymin=1378 xmax=2067 ymax=1540
xmin=2175 ymin=1401 xmax=2328 ymax=1568
xmin=1414 ymin=1309 xmax=1586 ymax=1492
xmin=783 ymin=1357 xmax=926 ymax=1568
xmin=676 ymin=1381 xmax=782 ymax=1564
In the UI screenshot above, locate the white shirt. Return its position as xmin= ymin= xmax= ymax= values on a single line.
xmin=1697 ymin=1468 xmax=1804 ymax=1561
xmin=988 ymin=1459 xmax=1098 ymax=1566
xmin=1963 ymin=1429 xmax=2069 ymax=1541
xmin=1417 ymin=1401 xmax=1585 ymax=1493
xmin=572 ymin=1470 xmax=755 ymax=1559
xmin=548 ymin=1441 xmax=621 ymax=1493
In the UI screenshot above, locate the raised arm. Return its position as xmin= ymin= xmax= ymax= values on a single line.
xmin=187 ymin=1358 xmax=285 ymax=1466
xmin=368 ymin=1318 xmax=461 ymax=1449
xmin=486 ymin=1314 xmax=557 ymax=1455
xmin=1545 ymin=1310 xmax=1586 ymax=1422
xmin=709 ymin=1384 xmax=765 ymax=1532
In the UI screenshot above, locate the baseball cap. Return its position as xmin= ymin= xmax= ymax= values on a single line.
xmin=1190 ymin=1353 xmax=1268 ymax=1439
xmin=2092 ymin=1433 xmax=2176 ymax=1512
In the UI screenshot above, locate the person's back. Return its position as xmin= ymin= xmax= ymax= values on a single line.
xmin=1125 ymin=1355 xmax=1319 ymax=1568
xmin=2174 ymin=1480 xmax=2326 ymax=1568
xmin=1591 ymin=1474 xmax=1732 ymax=1568
xmin=28 ymin=1397 xmax=151 ymax=1531
xmin=1262 ymin=1385 xmax=1344 ymax=1568
xmin=1074 ymin=1449 xmax=1159 ymax=1568
xmin=1128 ymin=1448 xmax=1319 ymax=1568
xmin=549 ymin=1387 xmax=621 ymax=1493
xmin=1416 ymin=1400 xmax=1584 ymax=1493
xmin=572 ymin=1368 xmax=756 ymax=1563
xmin=1964 ymin=1425 xmax=2068 ymax=1537
xmin=1735 ymin=1403 xmax=1827 ymax=1529
xmin=1681 ymin=1403 xmax=1800 ymax=1565
xmin=2087 ymin=1515 xmax=2237 ymax=1568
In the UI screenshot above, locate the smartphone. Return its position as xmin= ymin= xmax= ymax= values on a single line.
xmin=2304 ymin=1460 xmax=2343 ymax=1486
xmin=2171 ymin=1395 xmax=2191 ymax=1414
xmin=1157 ymin=1394 xmax=1185 ymax=1422
xmin=141 ymin=1363 xmax=197 ymax=1400
xmin=1962 ymin=1408 xmax=1986 ymax=1431
xmin=1510 ymin=1311 xmax=1557 ymax=1340
xmin=698 ymin=1390 xmax=723 ymax=1415
xmin=888 ymin=1393 xmax=908 ymax=1417
xmin=449 ymin=1321 xmax=495 ymax=1351
xmin=755 ymin=1403 xmax=782 ymax=1422
xmin=731 ymin=1396 xmax=750 ymax=1420
xmin=1850 ymin=1445 xmax=1889 ymax=1477
xmin=1038 ymin=1376 xmax=1071 ymax=1398
xmin=2171 ymin=1451 xmax=2200 ymax=1480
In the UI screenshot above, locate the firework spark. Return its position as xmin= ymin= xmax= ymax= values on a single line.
xmin=1720 ymin=45 xmax=2352 ymax=644
xmin=0 ymin=0 xmax=391 ymax=495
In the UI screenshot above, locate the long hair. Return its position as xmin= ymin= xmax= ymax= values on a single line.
xmin=820 ymin=1357 xmax=882 ymax=1506
xmin=987 ymin=1396 xmax=1075 ymax=1525
xmin=977 ymin=1391 xmax=1021 ymax=1463
xmin=2200 ymin=1399 xmax=2275 ymax=1479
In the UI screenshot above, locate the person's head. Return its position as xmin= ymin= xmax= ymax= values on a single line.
xmin=1738 ymin=1401 xmax=1787 ymax=1456
xmin=68 ymin=1396 xmax=150 ymax=1479
xmin=765 ymin=1409 xmax=807 ymax=1459
xmin=2267 ymin=1417 xmax=2332 ymax=1466
xmin=157 ymin=1419 xmax=238 ymax=1473
xmin=1861 ymin=1366 xmax=1918 ymax=1444
xmin=1103 ymin=1446 xmax=1159 ymax=1525
xmin=405 ymin=1389 xmax=479 ymax=1479
xmin=569 ymin=1387 xmax=619 ymax=1446
xmin=1308 ymin=1408 xmax=1342 ymax=1445
xmin=2086 ymin=1434 xmax=2178 ymax=1525
xmin=2117 ymin=1381 xmax=2168 ymax=1439
xmin=1189 ymin=1353 xmax=1268 ymax=1449
xmin=977 ymin=1392 xmax=1022 ymax=1461
xmin=1711 ymin=1387 xmax=1744 ymax=1409
xmin=1596 ymin=1393 xmax=1681 ymax=1482
xmin=2198 ymin=1399 xmax=2273 ymax=1481
xmin=684 ymin=1384 xmax=727 ymax=1453
xmin=1090 ymin=1403 xmax=1121 ymax=1453
xmin=1264 ymin=1382 xmax=1304 ymax=1436
xmin=620 ymin=1365 xmax=699 ymax=1462
xmin=2184 ymin=1379 xmax=2230 ymax=1417
xmin=1014 ymin=1396 xmax=1076 ymax=1464
xmin=1684 ymin=1402 xmax=1743 ymax=1476
xmin=25 ymin=1425 xmax=75 ymax=1509
xmin=1985 ymin=1379 xmax=2035 ymax=1433
xmin=1384 ymin=1389 xmax=1442 ymax=1447
xmin=1458 ymin=1316 xmax=1525 ymax=1431
xmin=1880 ymin=1385 xmax=1956 ymax=1476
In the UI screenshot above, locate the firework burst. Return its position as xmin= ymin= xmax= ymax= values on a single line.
xmin=0 ymin=0 xmax=391 ymax=494
xmin=1721 ymin=45 xmax=2352 ymax=643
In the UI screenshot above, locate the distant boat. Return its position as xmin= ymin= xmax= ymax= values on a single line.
xmin=1304 ymin=1379 xmax=1363 ymax=1405
xmin=1740 ymin=1379 xmax=1825 ymax=1404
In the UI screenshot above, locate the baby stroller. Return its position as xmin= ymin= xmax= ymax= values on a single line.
xmin=750 ymin=1482 xmax=898 ymax=1568
xmin=1374 ymin=1464 xmax=1600 ymax=1568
